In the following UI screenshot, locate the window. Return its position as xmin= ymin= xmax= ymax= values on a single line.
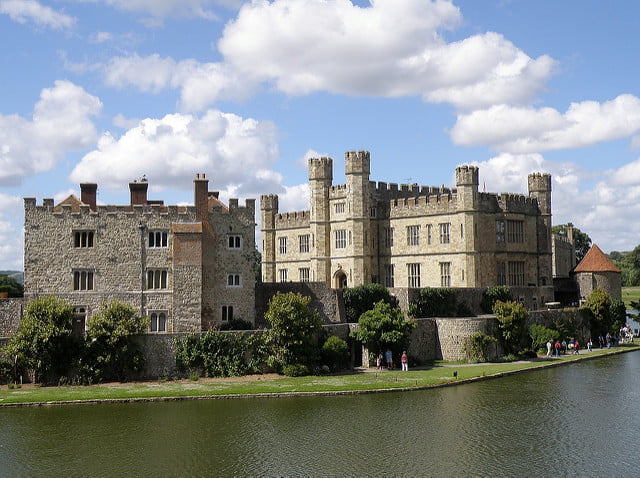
xmin=440 ymin=262 xmax=451 ymax=287
xmin=407 ymin=225 xmax=420 ymax=246
xmin=506 ymin=220 xmax=524 ymax=243
xmin=407 ymin=263 xmax=421 ymax=288
xmin=335 ymin=202 xmax=345 ymax=214
xmin=150 ymin=311 xmax=167 ymax=332
xmin=496 ymin=220 xmax=505 ymax=243
xmin=73 ymin=270 xmax=94 ymax=291
xmin=385 ymin=264 xmax=395 ymax=288
xmin=439 ymin=223 xmax=450 ymax=244
xmin=497 ymin=262 xmax=507 ymax=285
xmin=227 ymin=273 xmax=241 ymax=287
xmin=278 ymin=269 xmax=288 ymax=283
xmin=384 ymin=227 xmax=394 ymax=248
xmin=147 ymin=269 xmax=168 ymax=289
xmin=427 ymin=224 xmax=432 ymax=245
xmin=74 ymin=231 xmax=94 ymax=248
xmin=508 ymin=261 xmax=525 ymax=286
xmin=299 ymin=234 xmax=310 ymax=253
xmin=370 ymin=207 xmax=377 ymax=218
xmin=222 ymin=305 xmax=234 ymax=322
xmin=279 ymin=237 xmax=287 ymax=254
xmin=335 ymin=230 xmax=347 ymax=249
xmin=299 ymin=268 xmax=310 ymax=282
xmin=149 ymin=230 xmax=168 ymax=248
xmin=227 ymin=235 xmax=242 ymax=249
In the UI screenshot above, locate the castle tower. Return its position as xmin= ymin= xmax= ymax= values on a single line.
xmin=345 ymin=151 xmax=372 ymax=286
xmin=260 ymin=194 xmax=279 ymax=283
xmin=309 ymin=157 xmax=333 ymax=284
xmin=528 ymin=172 xmax=553 ymax=285
xmin=455 ymin=165 xmax=479 ymax=211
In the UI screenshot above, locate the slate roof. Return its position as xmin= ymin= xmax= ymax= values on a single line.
xmin=573 ymin=244 xmax=621 ymax=273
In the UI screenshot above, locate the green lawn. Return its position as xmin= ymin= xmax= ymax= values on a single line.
xmin=2 ymin=345 xmax=637 ymax=406
xmin=622 ymin=287 xmax=640 ymax=310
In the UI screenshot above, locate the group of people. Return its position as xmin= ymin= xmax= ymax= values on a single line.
xmin=545 ymin=338 xmax=584 ymax=357
xmin=376 ymin=349 xmax=409 ymax=371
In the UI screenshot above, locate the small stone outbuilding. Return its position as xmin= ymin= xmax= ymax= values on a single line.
xmin=573 ymin=244 xmax=621 ymax=302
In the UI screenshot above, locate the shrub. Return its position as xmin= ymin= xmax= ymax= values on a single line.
xmin=264 ymin=292 xmax=323 ymax=372
xmin=466 ymin=332 xmax=497 ymax=362
xmin=343 ymin=284 xmax=397 ymax=323
xmin=529 ymin=324 xmax=558 ymax=351
xmin=83 ymin=301 xmax=149 ymax=382
xmin=281 ymin=364 xmax=310 ymax=377
xmin=321 ymin=335 xmax=349 ymax=371
xmin=174 ymin=331 xmax=266 ymax=378
xmin=408 ymin=288 xmax=458 ymax=318
xmin=493 ymin=300 xmax=528 ymax=355
xmin=219 ymin=318 xmax=254 ymax=331
xmin=3 ymin=295 xmax=80 ymax=384
xmin=481 ymin=286 xmax=513 ymax=314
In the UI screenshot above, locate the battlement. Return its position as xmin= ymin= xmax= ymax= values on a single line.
xmin=496 ymin=192 xmax=540 ymax=214
xmin=528 ymin=172 xmax=552 ymax=192
xmin=456 ymin=165 xmax=479 ymax=186
xmin=345 ymin=150 xmax=370 ymax=175
xmin=260 ymin=194 xmax=279 ymax=212
xmin=275 ymin=210 xmax=310 ymax=229
xmin=308 ymin=157 xmax=334 ymax=181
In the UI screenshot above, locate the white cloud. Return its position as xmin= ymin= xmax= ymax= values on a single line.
xmin=0 ymin=194 xmax=24 ymax=270
xmin=451 ymin=94 xmax=640 ymax=153
xmin=219 ymin=0 xmax=553 ymax=108
xmin=0 ymin=81 xmax=101 ymax=185
xmin=295 ymin=149 xmax=327 ymax=169
xmin=100 ymin=0 xmax=554 ymax=112
xmin=609 ymin=157 xmax=640 ymax=187
xmin=69 ymin=110 xmax=281 ymax=196
xmin=92 ymin=0 xmax=237 ymax=22
xmin=103 ymin=54 xmax=253 ymax=110
xmin=0 ymin=0 xmax=76 ymax=30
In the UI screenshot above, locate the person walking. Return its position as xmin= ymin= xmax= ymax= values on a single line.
xmin=401 ymin=351 xmax=408 ymax=371
xmin=554 ymin=340 xmax=561 ymax=358
xmin=546 ymin=339 xmax=553 ymax=357
xmin=587 ymin=338 xmax=592 ymax=352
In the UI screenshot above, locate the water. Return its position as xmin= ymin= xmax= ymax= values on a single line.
xmin=1 ymin=352 xmax=639 ymax=477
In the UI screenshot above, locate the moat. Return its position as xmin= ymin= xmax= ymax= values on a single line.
xmin=1 ymin=351 xmax=638 ymax=476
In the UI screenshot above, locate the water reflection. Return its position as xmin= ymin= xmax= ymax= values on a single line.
xmin=2 ymin=352 xmax=639 ymax=476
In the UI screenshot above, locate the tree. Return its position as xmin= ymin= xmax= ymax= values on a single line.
xmin=321 ymin=335 xmax=349 ymax=371
xmin=613 ymin=245 xmax=640 ymax=286
xmin=408 ymin=287 xmax=464 ymax=318
xmin=551 ymin=224 xmax=592 ymax=262
xmin=493 ymin=300 xmax=528 ymax=355
xmin=350 ymin=300 xmax=416 ymax=358
xmin=585 ymin=288 xmax=612 ymax=338
xmin=264 ymin=292 xmax=323 ymax=373
xmin=343 ymin=284 xmax=397 ymax=323
xmin=3 ymin=296 xmax=79 ymax=383
xmin=84 ymin=301 xmax=149 ymax=382
xmin=0 ymin=274 xmax=23 ymax=297
xmin=480 ymin=286 xmax=513 ymax=314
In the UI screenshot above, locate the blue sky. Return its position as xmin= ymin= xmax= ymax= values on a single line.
xmin=1 ymin=0 xmax=639 ymax=270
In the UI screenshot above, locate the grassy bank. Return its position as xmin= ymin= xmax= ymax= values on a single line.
xmin=622 ymin=287 xmax=640 ymax=309
xmin=1 ymin=345 xmax=638 ymax=406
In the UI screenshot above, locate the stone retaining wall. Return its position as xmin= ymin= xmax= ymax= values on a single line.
xmin=0 ymin=298 xmax=24 ymax=338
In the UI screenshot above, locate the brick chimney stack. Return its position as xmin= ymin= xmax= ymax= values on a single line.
xmin=80 ymin=183 xmax=97 ymax=210
xmin=129 ymin=178 xmax=148 ymax=205
xmin=194 ymin=173 xmax=209 ymax=220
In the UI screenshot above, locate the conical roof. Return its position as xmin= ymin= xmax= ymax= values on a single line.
xmin=574 ymin=244 xmax=621 ymax=273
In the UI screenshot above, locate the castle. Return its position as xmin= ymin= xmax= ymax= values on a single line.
xmin=261 ymin=151 xmax=555 ymax=309
xmin=23 ymin=174 xmax=256 ymax=333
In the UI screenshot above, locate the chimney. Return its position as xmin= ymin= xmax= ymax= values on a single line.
xmin=80 ymin=183 xmax=97 ymax=211
xmin=194 ymin=173 xmax=209 ymax=220
xmin=129 ymin=180 xmax=148 ymax=206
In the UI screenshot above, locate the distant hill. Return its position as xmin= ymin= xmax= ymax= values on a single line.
xmin=0 ymin=271 xmax=23 ymax=284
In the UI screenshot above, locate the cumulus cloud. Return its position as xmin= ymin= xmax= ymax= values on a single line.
xmin=0 ymin=81 xmax=102 ymax=185
xmin=104 ymin=54 xmax=254 ymax=111
xmin=100 ymin=0 xmax=553 ymax=112
xmin=0 ymin=194 xmax=24 ymax=270
xmin=0 ymin=0 xmax=76 ymax=30
xmin=451 ymin=94 xmax=640 ymax=153
xmin=69 ymin=110 xmax=281 ymax=197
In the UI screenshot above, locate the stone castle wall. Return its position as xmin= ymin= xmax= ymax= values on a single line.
xmin=0 ymin=298 xmax=24 ymax=338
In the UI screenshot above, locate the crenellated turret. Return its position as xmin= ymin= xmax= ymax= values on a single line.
xmin=456 ymin=165 xmax=479 ymax=211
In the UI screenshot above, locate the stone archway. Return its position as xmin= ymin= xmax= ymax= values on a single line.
xmin=333 ymin=269 xmax=348 ymax=289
